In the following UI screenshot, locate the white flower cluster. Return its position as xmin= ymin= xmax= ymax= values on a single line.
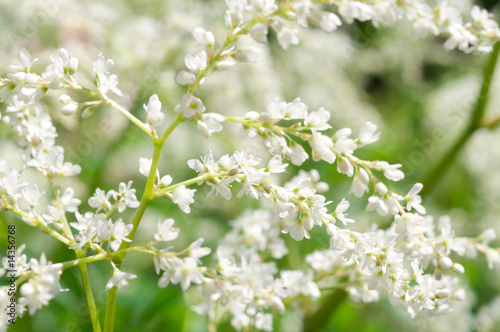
xmin=17 ymin=254 xmax=63 ymax=316
xmin=284 ymin=0 xmax=500 ymax=53
xmin=192 ymin=210 xmax=320 ymax=331
xmin=68 ymin=181 xmax=139 ymax=252
xmin=173 ymin=0 xmax=500 ymax=104
xmin=0 ymin=252 xmax=63 ymax=321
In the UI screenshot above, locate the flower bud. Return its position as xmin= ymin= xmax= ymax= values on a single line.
xmin=197 ymin=120 xmax=210 ymax=138
xmin=374 ymin=182 xmax=387 ymax=196
xmin=452 ymin=263 xmax=464 ymax=274
xmin=234 ymin=47 xmax=262 ymax=63
xmin=439 ymin=256 xmax=453 ymax=269
xmin=435 ymin=289 xmax=450 ymax=299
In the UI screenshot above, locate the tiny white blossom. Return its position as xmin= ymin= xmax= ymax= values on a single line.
xmin=11 ymin=48 xmax=38 ymax=72
xmin=356 ymin=122 xmax=380 ymax=148
xmin=349 ymin=168 xmax=370 ymax=197
xmin=176 ymin=70 xmax=197 ymax=85
xmin=170 ymin=257 xmax=204 ymax=291
xmin=405 ymin=183 xmax=426 ymax=214
xmin=193 ymin=27 xmax=215 ymax=47
xmin=172 ymin=185 xmax=196 ymax=213
xmin=186 ymin=238 xmax=211 ymax=264
xmin=106 ymin=267 xmax=137 ymax=291
xmin=305 ymin=107 xmax=331 ymax=130
xmin=376 ymin=161 xmax=404 ymax=181
xmin=21 ymin=184 xmax=44 ymax=208
xmin=250 ymin=23 xmax=269 ymax=43
xmin=234 ymin=47 xmax=262 ymax=63
xmin=197 ymin=113 xmax=225 ymax=138
xmin=185 ymin=51 xmax=207 ymax=73
xmin=333 ymin=199 xmax=355 ymax=225
xmin=88 ymin=188 xmax=113 ymax=212
xmin=174 ymin=93 xmax=206 ymax=118
xmin=93 ymin=53 xmax=122 ymax=96
xmin=319 ymin=12 xmax=342 ymax=32
xmin=144 ymin=94 xmax=164 ymax=129
xmin=288 ymin=141 xmax=309 ymax=166
xmin=109 ymin=219 xmax=133 ymax=251
xmin=154 ymin=218 xmax=180 ymax=242
xmin=113 ymin=181 xmax=140 ymax=212
xmin=272 ymin=21 xmax=300 ymax=50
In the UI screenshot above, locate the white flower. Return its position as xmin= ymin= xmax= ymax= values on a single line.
xmin=197 ymin=113 xmax=225 ymax=138
xmin=333 ymin=199 xmax=355 ymax=225
xmin=113 ymin=181 xmax=140 ymax=212
xmin=478 ymin=228 xmax=497 ymax=245
xmin=318 ymin=12 xmax=342 ymax=32
xmin=154 ymin=219 xmax=180 ymax=242
xmin=21 ymin=184 xmax=44 ymax=208
xmin=93 ymin=53 xmax=122 ymax=96
xmin=88 ymin=188 xmax=113 ymax=212
xmin=174 ymin=93 xmax=206 ymax=118
xmin=285 ymin=98 xmax=308 ymax=119
xmin=349 ymin=168 xmax=370 ymax=197
xmin=170 ymin=257 xmax=204 ymax=291
xmin=247 ymin=0 xmax=278 ymax=16
xmin=305 ymin=107 xmax=331 ymax=130
xmin=144 ymin=94 xmax=164 ymax=129
xmin=193 ymin=27 xmax=215 ymax=47
xmin=185 ymin=51 xmax=207 ymax=73
xmin=11 ymin=48 xmax=38 ymax=72
xmin=106 ymin=267 xmax=137 ymax=291
xmin=234 ymin=47 xmax=262 ymax=63
xmin=339 ymin=1 xmax=373 ymax=24
xmin=272 ymin=21 xmax=300 ymax=50
xmin=404 ymin=183 xmax=425 ymax=214
xmin=471 ymin=6 xmax=498 ymax=30
xmin=282 ymin=218 xmax=312 ymax=241
xmin=186 ymin=238 xmax=211 ymax=264
xmin=172 ymin=185 xmax=196 ymax=213
xmin=376 ymin=161 xmax=404 ymax=181
xmin=160 ymin=175 xmax=173 ymax=187
xmin=356 ymin=122 xmax=380 ymax=148
xmin=267 ymin=155 xmax=287 ymax=173
xmin=18 ymin=254 xmax=62 ymax=315
xmin=250 ymin=23 xmax=269 ymax=43
xmin=225 ymin=0 xmax=246 ymax=28
xmin=333 ymin=128 xmax=356 ymax=154
xmin=309 ymin=131 xmax=336 ymax=163
xmin=43 ymin=48 xmax=78 ymax=82
xmin=176 ymin=70 xmax=197 ymax=85
xmin=109 ymin=219 xmax=133 ymax=251
xmin=337 ymin=156 xmax=354 ymax=177
xmin=288 ymin=141 xmax=309 ymax=166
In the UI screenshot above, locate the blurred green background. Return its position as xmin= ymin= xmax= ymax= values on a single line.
xmin=1 ymin=0 xmax=500 ymax=331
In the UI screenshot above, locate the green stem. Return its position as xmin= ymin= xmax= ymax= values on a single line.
xmin=78 ymin=261 xmax=102 ymax=332
xmin=103 ymin=113 xmax=184 ymax=332
xmin=154 ymin=171 xmax=229 ymax=197
xmin=104 ymin=97 xmax=154 ymax=139
xmin=187 ymin=11 xmax=281 ymax=95
xmin=159 ymin=113 xmax=184 ymax=143
xmin=5 ymin=205 xmax=73 ymax=246
xmin=104 ymin=286 xmax=117 ymax=332
xmin=420 ymin=42 xmax=500 ymax=197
